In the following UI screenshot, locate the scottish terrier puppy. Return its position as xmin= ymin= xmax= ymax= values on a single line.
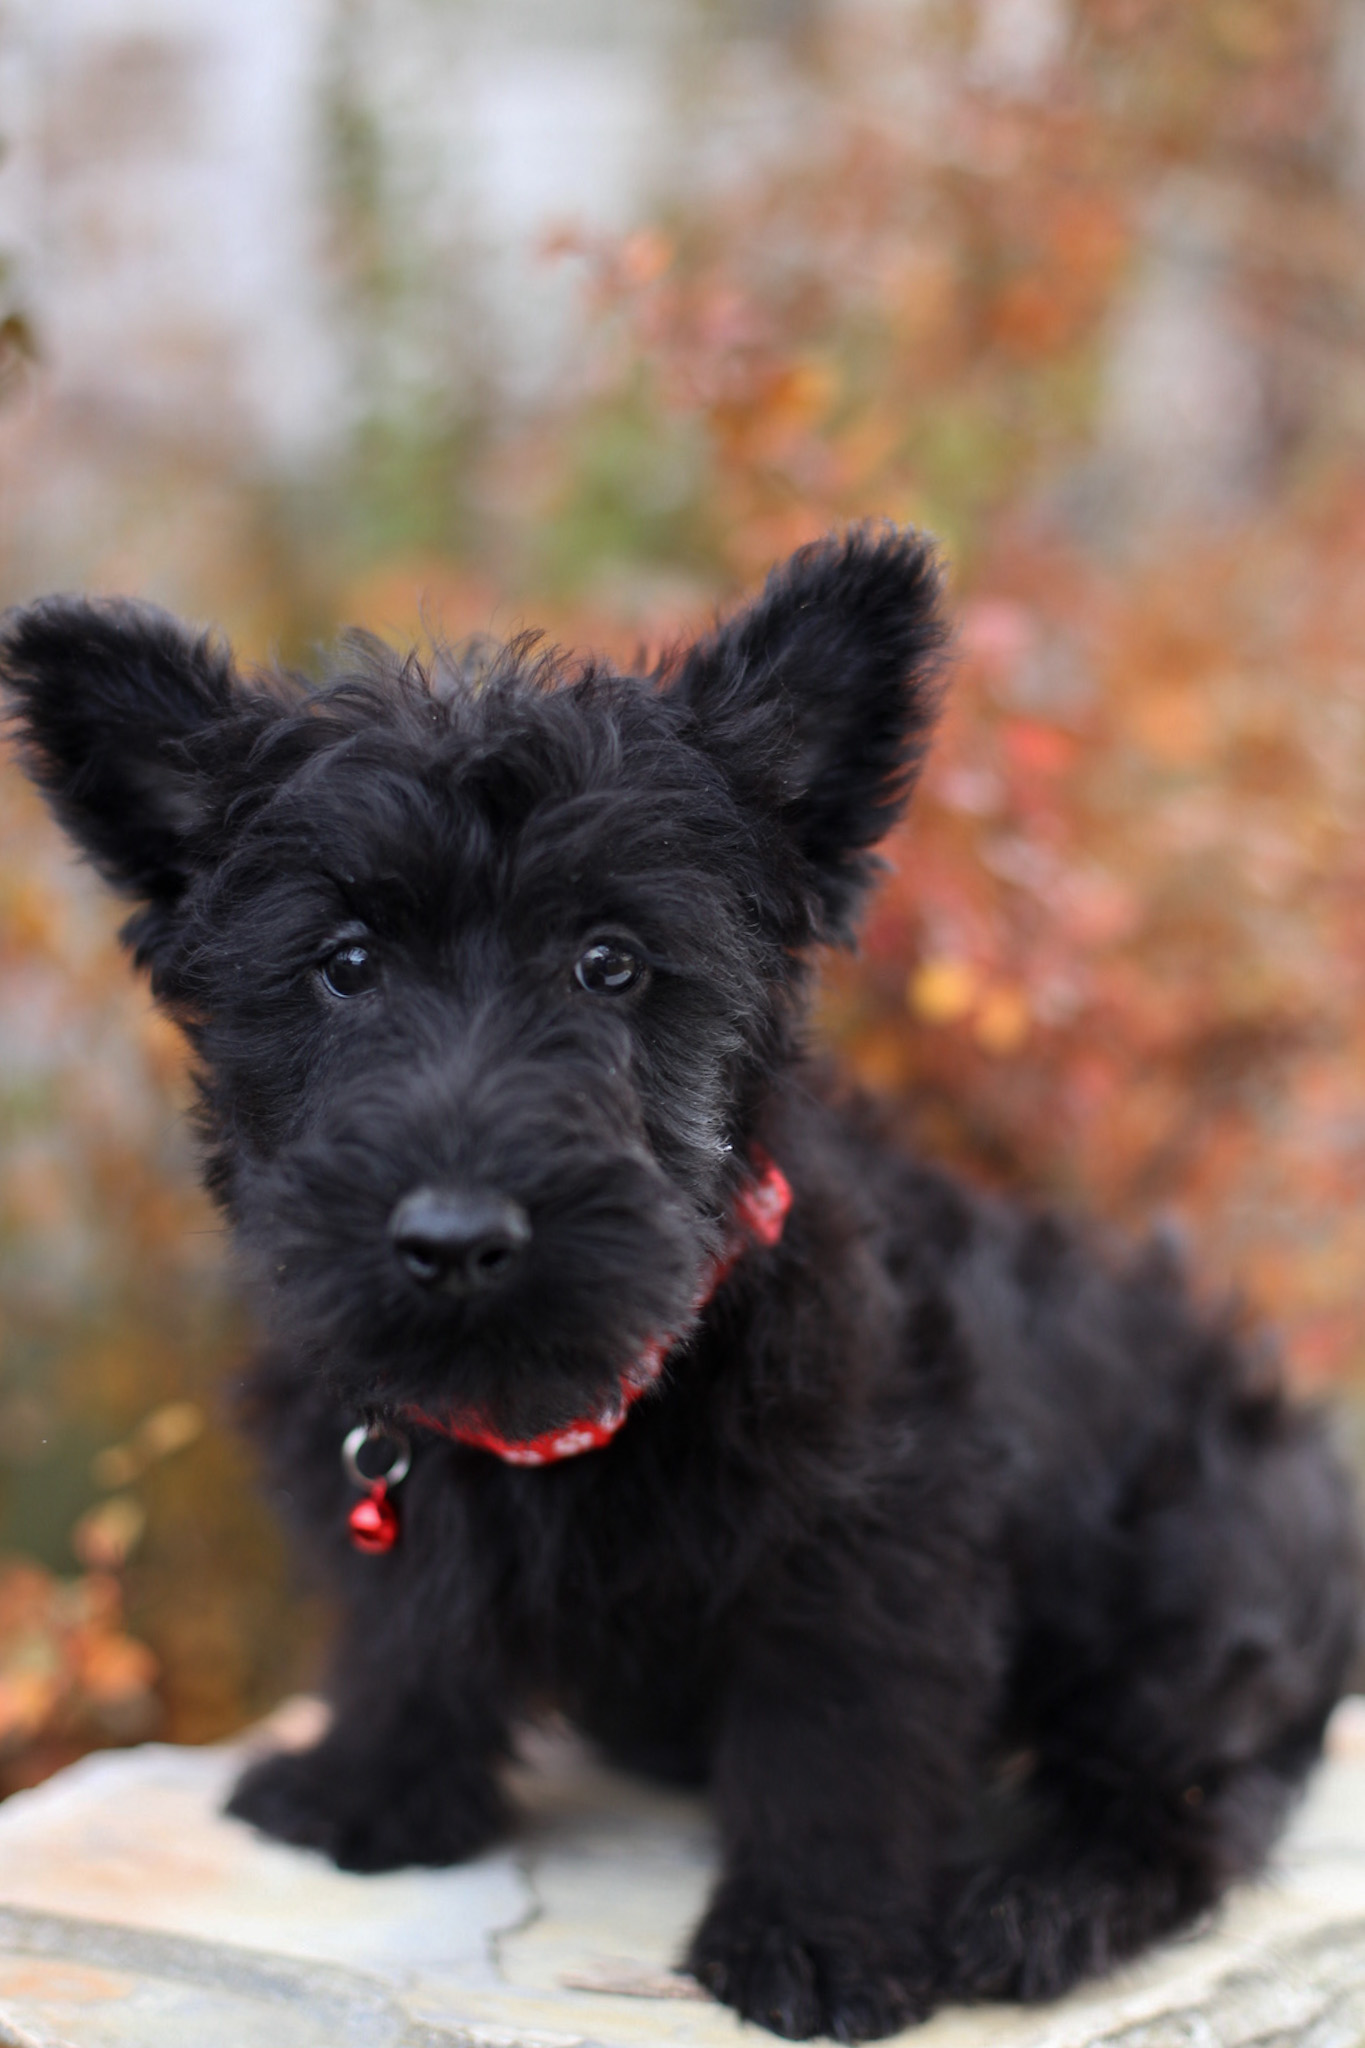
xmin=3 ymin=529 xmax=1359 ymax=2041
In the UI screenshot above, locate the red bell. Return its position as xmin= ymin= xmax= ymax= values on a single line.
xmin=348 ymin=1480 xmax=399 ymax=1554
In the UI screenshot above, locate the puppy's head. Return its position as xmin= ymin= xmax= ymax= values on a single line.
xmin=1 ymin=529 xmax=945 ymax=1436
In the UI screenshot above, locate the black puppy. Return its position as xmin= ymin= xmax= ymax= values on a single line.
xmin=2 ymin=529 xmax=1359 ymax=2041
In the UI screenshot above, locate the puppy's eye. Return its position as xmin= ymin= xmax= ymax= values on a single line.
xmin=575 ymin=940 xmax=645 ymax=996
xmin=320 ymin=942 xmax=378 ymax=998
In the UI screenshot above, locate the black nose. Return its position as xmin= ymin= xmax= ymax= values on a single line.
xmin=389 ymin=1187 xmax=531 ymax=1295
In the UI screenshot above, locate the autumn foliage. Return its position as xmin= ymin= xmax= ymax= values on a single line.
xmin=1 ymin=0 xmax=1364 ymax=1776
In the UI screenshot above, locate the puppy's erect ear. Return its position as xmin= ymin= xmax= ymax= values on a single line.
xmin=1 ymin=597 xmax=270 ymax=966
xmin=667 ymin=526 xmax=947 ymax=938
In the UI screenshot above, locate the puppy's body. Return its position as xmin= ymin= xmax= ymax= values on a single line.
xmin=3 ymin=531 xmax=1358 ymax=2041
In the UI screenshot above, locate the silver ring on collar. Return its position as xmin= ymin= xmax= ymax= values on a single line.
xmin=342 ymin=1422 xmax=412 ymax=1491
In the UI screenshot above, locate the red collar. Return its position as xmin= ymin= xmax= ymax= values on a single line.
xmin=402 ymin=1146 xmax=792 ymax=1468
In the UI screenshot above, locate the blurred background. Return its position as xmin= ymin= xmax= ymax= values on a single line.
xmin=1 ymin=0 xmax=1364 ymax=1786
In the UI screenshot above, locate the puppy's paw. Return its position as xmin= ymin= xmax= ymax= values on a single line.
xmin=939 ymin=1854 xmax=1187 ymax=2005
xmin=686 ymin=1882 xmax=935 ymax=2041
xmin=225 ymin=1740 xmax=506 ymax=1872
xmin=938 ymin=1868 xmax=1043 ymax=2002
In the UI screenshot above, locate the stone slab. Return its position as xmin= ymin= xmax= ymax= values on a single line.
xmin=0 ymin=1701 xmax=1362 ymax=2046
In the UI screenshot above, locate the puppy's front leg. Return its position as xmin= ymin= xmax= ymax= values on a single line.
xmin=687 ymin=1572 xmax=987 ymax=2041
xmin=227 ymin=1593 xmax=510 ymax=1872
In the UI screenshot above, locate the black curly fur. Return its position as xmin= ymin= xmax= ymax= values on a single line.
xmin=3 ymin=527 xmax=1359 ymax=2041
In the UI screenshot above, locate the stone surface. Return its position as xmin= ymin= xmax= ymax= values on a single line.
xmin=0 ymin=1703 xmax=1363 ymax=2046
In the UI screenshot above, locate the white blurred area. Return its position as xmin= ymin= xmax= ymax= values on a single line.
xmin=0 ymin=0 xmax=812 ymax=603
xmin=0 ymin=0 xmax=340 ymax=599
xmin=0 ymin=0 xmax=340 ymax=460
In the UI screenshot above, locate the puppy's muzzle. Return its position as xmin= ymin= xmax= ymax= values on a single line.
xmin=389 ymin=1186 xmax=531 ymax=1296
